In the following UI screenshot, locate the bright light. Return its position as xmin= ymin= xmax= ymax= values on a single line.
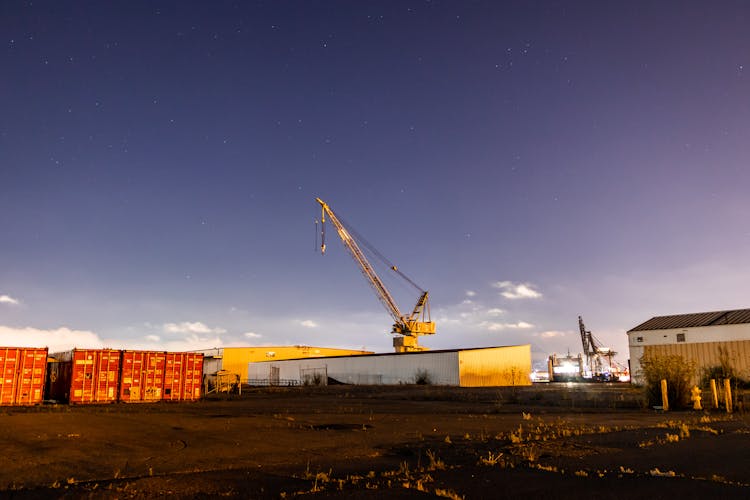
xmin=553 ymin=362 xmax=579 ymax=375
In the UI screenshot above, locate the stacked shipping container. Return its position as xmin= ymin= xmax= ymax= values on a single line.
xmin=0 ymin=347 xmax=48 ymax=406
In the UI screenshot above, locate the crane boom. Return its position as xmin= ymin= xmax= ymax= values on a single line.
xmin=318 ymin=198 xmax=403 ymax=325
xmin=316 ymin=198 xmax=435 ymax=351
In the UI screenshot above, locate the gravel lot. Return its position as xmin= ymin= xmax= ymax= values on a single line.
xmin=1 ymin=384 xmax=747 ymax=498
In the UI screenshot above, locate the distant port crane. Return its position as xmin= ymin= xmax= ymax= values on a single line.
xmin=578 ymin=315 xmax=617 ymax=380
xmin=315 ymin=197 xmax=436 ymax=352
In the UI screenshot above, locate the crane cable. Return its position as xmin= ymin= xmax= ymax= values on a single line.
xmin=336 ymin=214 xmax=425 ymax=293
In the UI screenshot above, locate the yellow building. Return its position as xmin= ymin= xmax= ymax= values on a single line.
xmin=247 ymin=345 xmax=533 ymax=387
xmin=199 ymin=346 xmax=373 ymax=383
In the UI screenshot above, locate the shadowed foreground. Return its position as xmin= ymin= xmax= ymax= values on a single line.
xmin=0 ymin=385 xmax=747 ymax=498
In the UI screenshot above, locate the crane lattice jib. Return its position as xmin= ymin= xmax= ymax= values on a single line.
xmin=579 ymin=316 xmax=595 ymax=356
xmin=317 ymin=198 xmax=406 ymax=326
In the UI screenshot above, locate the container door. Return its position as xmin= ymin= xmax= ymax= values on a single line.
xmin=16 ymin=349 xmax=46 ymax=405
xmin=181 ymin=353 xmax=201 ymax=400
xmin=143 ymin=352 xmax=165 ymax=401
xmin=163 ymin=353 xmax=183 ymax=401
xmin=0 ymin=349 xmax=20 ymax=405
xmin=72 ymin=350 xmax=97 ymax=403
xmin=120 ymin=351 xmax=142 ymax=402
xmin=97 ymin=350 xmax=120 ymax=402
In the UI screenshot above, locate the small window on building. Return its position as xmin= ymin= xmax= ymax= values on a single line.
xmin=636 ymin=336 xmax=643 ymax=343
xmin=676 ymin=333 xmax=686 ymax=342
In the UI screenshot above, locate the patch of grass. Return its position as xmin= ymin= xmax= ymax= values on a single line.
xmin=414 ymin=369 xmax=432 ymax=385
xmin=425 ymin=449 xmax=446 ymax=471
xmin=435 ymin=488 xmax=464 ymax=499
xmin=639 ymin=354 xmax=696 ymax=408
xmin=664 ymin=433 xmax=680 ymax=443
xmin=477 ymin=451 xmax=504 ymax=466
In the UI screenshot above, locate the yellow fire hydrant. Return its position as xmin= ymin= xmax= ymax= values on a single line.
xmin=691 ymin=385 xmax=702 ymax=410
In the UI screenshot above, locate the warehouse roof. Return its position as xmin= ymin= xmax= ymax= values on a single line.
xmin=628 ymin=309 xmax=750 ymax=332
xmin=249 ymin=345 xmax=528 ymax=362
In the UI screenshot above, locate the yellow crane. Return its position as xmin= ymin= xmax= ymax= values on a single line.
xmin=316 ymin=197 xmax=436 ymax=352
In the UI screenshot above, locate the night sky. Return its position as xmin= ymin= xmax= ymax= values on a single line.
xmin=2 ymin=1 xmax=749 ymax=366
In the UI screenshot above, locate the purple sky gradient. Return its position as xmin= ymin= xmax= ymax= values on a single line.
xmin=1 ymin=1 xmax=749 ymax=365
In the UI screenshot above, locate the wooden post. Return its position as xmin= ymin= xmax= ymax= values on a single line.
xmin=661 ymin=379 xmax=669 ymax=411
xmin=710 ymin=379 xmax=719 ymax=409
xmin=724 ymin=379 xmax=733 ymax=413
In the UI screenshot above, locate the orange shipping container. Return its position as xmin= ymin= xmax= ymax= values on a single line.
xmin=65 ymin=349 xmax=121 ymax=404
xmin=120 ymin=351 xmax=165 ymax=402
xmin=0 ymin=347 xmax=48 ymax=406
xmin=183 ymin=352 xmax=203 ymax=401
xmin=164 ymin=352 xmax=203 ymax=401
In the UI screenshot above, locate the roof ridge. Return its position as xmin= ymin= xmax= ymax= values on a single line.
xmin=628 ymin=308 xmax=750 ymax=332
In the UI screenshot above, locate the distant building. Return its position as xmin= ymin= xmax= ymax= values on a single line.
xmin=247 ymin=345 xmax=532 ymax=387
xmin=627 ymin=309 xmax=750 ymax=384
xmin=198 ymin=346 xmax=373 ymax=384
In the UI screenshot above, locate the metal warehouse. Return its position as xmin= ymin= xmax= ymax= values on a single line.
xmin=627 ymin=308 xmax=750 ymax=384
xmin=247 ymin=345 xmax=532 ymax=387
xmin=200 ymin=345 xmax=372 ymax=384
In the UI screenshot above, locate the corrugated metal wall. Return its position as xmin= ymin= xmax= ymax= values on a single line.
xmin=643 ymin=340 xmax=750 ymax=383
xmin=458 ymin=345 xmax=532 ymax=387
xmin=249 ymin=346 xmax=533 ymax=387
xmin=249 ymin=351 xmax=460 ymax=385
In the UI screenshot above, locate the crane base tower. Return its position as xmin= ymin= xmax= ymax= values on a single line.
xmin=393 ymin=335 xmax=429 ymax=353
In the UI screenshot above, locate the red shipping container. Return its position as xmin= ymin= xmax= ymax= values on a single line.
xmin=65 ymin=349 xmax=121 ymax=404
xmin=163 ymin=352 xmax=203 ymax=401
xmin=120 ymin=350 xmax=166 ymax=402
xmin=0 ymin=347 xmax=48 ymax=406
xmin=183 ymin=352 xmax=203 ymax=401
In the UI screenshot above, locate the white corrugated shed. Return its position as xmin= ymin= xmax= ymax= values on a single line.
xmin=627 ymin=309 xmax=750 ymax=384
xmin=248 ymin=345 xmax=531 ymax=387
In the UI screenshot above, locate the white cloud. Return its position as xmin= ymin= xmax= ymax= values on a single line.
xmin=145 ymin=334 xmax=161 ymax=342
xmin=480 ymin=321 xmax=534 ymax=331
xmin=492 ymin=281 xmax=543 ymax=300
xmin=0 ymin=295 xmax=20 ymax=305
xmin=0 ymin=325 xmax=104 ymax=353
xmin=244 ymin=331 xmax=262 ymax=339
xmin=465 ymin=290 xmax=476 ymax=297
xmin=486 ymin=308 xmax=505 ymax=316
xmin=300 ymin=320 xmax=318 ymax=328
xmin=163 ymin=321 xmax=226 ymax=335
xmin=537 ymin=330 xmax=567 ymax=338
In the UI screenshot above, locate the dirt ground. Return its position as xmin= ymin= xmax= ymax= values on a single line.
xmin=0 ymin=384 xmax=748 ymax=499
